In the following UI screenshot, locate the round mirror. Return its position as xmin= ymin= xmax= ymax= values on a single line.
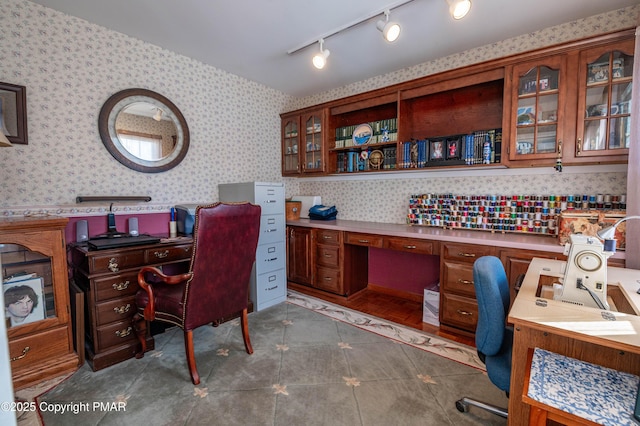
xmin=99 ymin=88 xmax=189 ymax=173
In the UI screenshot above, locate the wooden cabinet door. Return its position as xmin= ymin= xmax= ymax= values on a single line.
xmin=286 ymin=226 xmax=313 ymax=286
xmin=574 ymin=39 xmax=634 ymax=163
xmin=505 ymin=55 xmax=567 ymax=166
xmin=282 ymin=116 xmax=300 ymax=175
xmin=300 ymin=109 xmax=326 ymax=174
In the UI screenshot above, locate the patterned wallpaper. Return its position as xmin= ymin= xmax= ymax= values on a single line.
xmin=0 ymin=0 xmax=636 ymax=225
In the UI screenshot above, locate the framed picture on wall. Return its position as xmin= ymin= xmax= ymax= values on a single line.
xmin=0 ymin=82 xmax=28 ymax=145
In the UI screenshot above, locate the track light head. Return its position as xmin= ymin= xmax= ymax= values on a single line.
xmin=312 ymin=39 xmax=330 ymax=69
xmin=153 ymin=108 xmax=163 ymax=121
xmin=447 ymin=0 xmax=471 ymax=20
xmin=376 ymin=10 xmax=401 ymax=42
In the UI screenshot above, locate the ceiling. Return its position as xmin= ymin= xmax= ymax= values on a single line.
xmin=28 ymin=0 xmax=639 ymax=98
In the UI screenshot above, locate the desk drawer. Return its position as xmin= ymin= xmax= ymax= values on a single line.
xmin=442 ymin=243 xmax=494 ymax=263
xmin=440 ymin=292 xmax=478 ymax=332
xmin=96 ymin=319 xmax=137 ymax=350
xmin=345 ymin=232 xmax=383 ymax=248
xmin=442 ymin=261 xmax=476 ymax=297
xmin=316 ymin=229 xmax=341 ymax=246
xmin=145 ymin=244 xmax=192 ymax=264
xmin=88 ymin=251 xmax=145 ymax=274
xmin=9 ymin=327 xmax=71 ymax=372
xmin=385 ymin=237 xmax=435 ymax=255
xmin=93 ymin=272 xmax=139 ymax=302
xmin=316 ymin=245 xmax=340 ymax=268
xmin=95 ymin=296 xmax=136 ymax=325
xmin=315 ymin=266 xmax=343 ymax=294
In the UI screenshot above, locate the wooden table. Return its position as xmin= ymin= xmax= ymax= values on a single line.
xmin=507 ymin=258 xmax=640 ymax=425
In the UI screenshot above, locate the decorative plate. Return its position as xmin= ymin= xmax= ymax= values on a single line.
xmin=369 ymin=150 xmax=384 ymax=169
xmin=353 ymin=123 xmax=373 ymax=146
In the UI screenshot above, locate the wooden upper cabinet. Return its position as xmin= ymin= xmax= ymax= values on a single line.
xmin=574 ymin=39 xmax=634 ymax=163
xmin=505 ymin=55 xmax=567 ymax=166
xmin=281 ymin=108 xmax=327 ymax=176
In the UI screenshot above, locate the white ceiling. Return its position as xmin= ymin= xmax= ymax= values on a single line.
xmin=28 ymin=0 xmax=639 ymax=98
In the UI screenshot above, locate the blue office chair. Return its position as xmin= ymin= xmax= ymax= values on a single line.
xmin=455 ymin=255 xmax=513 ymax=418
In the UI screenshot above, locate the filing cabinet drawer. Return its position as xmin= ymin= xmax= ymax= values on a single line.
xmin=96 ymin=319 xmax=137 ymax=351
xmin=256 ymin=241 xmax=285 ymax=274
xmin=93 ymin=272 xmax=139 ymax=302
xmin=9 ymin=327 xmax=71 ymax=371
xmin=315 ymin=266 xmax=343 ymax=294
xmin=255 ymin=268 xmax=286 ymax=305
xmin=440 ymin=292 xmax=478 ymax=332
xmin=254 ymin=185 xmax=285 ymax=215
xmin=442 ymin=243 xmax=495 ymax=263
xmin=345 ymin=232 xmax=384 ymax=248
xmin=259 ymin=214 xmax=285 ymax=245
xmin=442 ymin=261 xmax=476 ymax=298
xmin=385 ymin=237 xmax=435 ymax=255
xmin=88 ymin=251 xmax=145 ymax=274
xmin=95 ymin=296 xmax=136 ymax=325
xmin=145 ymin=244 xmax=192 ymax=264
xmin=316 ymin=229 xmax=341 ymax=246
xmin=316 ymin=245 xmax=340 ymax=268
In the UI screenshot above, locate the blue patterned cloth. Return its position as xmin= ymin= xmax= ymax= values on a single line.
xmin=527 ymin=348 xmax=640 ymax=426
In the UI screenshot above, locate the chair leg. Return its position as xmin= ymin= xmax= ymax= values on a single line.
xmin=184 ymin=330 xmax=200 ymax=385
xmin=132 ymin=313 xmax=147 ymax=359
xmin=240 ymin=308 xmax=253 ymax=354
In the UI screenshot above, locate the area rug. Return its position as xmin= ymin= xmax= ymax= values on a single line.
xmin=286 ymin=290 xmax=484 ymax=371
xmin=16 ymin=293 xmax=505 ymax=426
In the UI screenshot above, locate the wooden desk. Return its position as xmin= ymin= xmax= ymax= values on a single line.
xmin=69 ymin=237 xmax=193 ymax=370
xmin=507 ymin=258 xmax=640 ymax=425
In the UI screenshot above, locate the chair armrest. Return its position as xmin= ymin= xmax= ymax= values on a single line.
xmin=137 ymin=266 xmax=193 ymax=320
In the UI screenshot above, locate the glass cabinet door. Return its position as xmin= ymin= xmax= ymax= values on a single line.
xmin=577 ymin=42 xmax=633 ymax=158
xmin=510 ymin=57 xmax=564 ymax=161
xmin=302 ymin=112 xmax=324 ymax=173
xmin=282 ymin=117 xmax=300 ymax=174
xmin=2 ymin=244 xmax=56 ymax=329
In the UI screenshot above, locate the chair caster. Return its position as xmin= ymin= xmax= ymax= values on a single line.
xmin=456 ymin=399 xmax=469 ymax=413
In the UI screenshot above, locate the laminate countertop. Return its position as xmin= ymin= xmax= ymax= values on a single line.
xmin=287 ymin=218 xmax=626 ymax=261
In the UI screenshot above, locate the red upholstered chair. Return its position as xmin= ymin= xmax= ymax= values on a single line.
xmin=132 ymin=202 xmax=261 ymax=385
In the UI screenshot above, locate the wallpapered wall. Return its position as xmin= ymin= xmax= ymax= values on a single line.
xmin=0 ymin=0 xmax=636 ymax=225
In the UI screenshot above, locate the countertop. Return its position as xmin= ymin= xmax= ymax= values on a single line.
xmin=287 ymin=218 xmax=626 ymax=260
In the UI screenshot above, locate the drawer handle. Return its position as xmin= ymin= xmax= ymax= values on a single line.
xmin=323 ymin=253 xmax=333 ymax=258
xmin=324 ymin=277 xmax=332 ymax=281
xmin=108 ymin=258 xmax=119 ymax=273
xmin=456 ymin=310 xmax=474 ymax=316
xmin=154 ymin=250 xmax=169 ymax=258
xmin=265 ymin=257 xmax=278 ymax=262
xmin=112 ymin=281 xmax=130 ymax=291
xmin=358 ymin=239 xmax=369 ymax=243
xmin=113 ymin=304 xmax=131 ymax=314
xmin=322 ymin=235 xmax=333 ymax=240
xmin=265 ymin=228 xmax=277 ymax=233
xmin=403 ymin=245 xmax=417 ymax=249
xmin=457 ymin=279 xmax=474 ymax=285
xmin=265 ymin=200 xmax=277 ymax=203
xmin=457 ymin=252 xmax=476 ymax=258
xmin=266 ymin=286 xmax=278 ymax=291
xmin=10 ymin=346 xmax=30 ymax=362
xmin=115 ymin=327 xmax=132 ymax=338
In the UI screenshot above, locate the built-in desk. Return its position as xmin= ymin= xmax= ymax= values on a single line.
xmin=508 ymin=257 xmax=640 ymax=425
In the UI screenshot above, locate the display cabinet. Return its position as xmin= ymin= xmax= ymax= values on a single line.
xmin=281 ymin=109 xmax=326 ymax=176
xmin=506 ymin=55 xmax=567 ymax=164
xmin=1 ymin=216 xmax=78 ymax=390
xmin=575 ymin=38 xmax=634 ymax=162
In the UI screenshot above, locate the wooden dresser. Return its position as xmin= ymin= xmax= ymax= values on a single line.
xmin=69 ymin=237 xmax=192 ymax=370
xmin=1 ymin=216 xmax=79 ymax=390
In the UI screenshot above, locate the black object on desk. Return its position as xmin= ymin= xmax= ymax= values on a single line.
xmin=87 ymin=235 xmax=160 ymax=250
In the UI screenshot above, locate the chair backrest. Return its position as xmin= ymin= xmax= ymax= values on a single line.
xmin=183 ymin=202 xmax=261 ymax=330
xmin=473 ymin=256 xmax=510 ymax=357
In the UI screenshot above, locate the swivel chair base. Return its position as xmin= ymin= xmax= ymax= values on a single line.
xmin=455 ymin=397 xmax=508 ymax=418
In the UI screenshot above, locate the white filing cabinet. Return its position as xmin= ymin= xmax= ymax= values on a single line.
xmin=218 ymin=182 xmax=286 ymax=311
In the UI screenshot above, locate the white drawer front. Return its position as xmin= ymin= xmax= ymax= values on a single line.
xmin=255 ymin=268 xmax=286 ymax=304
xmin=258 ymin=214 xmax=285 ymax=245
xmin=255 ymin=185 xmax=285 ymax=215
xmin=255 ymin=241 xmax=285 ymax=274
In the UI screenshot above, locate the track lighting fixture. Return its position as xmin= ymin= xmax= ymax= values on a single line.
xmin=376 ymin=10 xmax=401 ymax=43
xmin=153 ymin=108 xmax=163 ymax=121
xmin=312 ymin=39 xmax=330 ymax=69
xmin=447 ymin=0 xmax=471 ymax=20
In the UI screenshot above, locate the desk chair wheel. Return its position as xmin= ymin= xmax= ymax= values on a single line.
xmin=455 ymin=399 xmax=469 ymax=413
xmin=455 ymin=397 xmax=508 ymax=418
